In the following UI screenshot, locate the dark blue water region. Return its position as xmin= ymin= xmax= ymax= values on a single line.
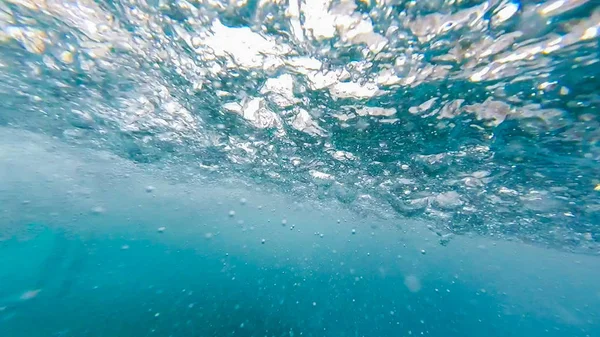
xmin=1 ymin=223 xmax=598 ymax=337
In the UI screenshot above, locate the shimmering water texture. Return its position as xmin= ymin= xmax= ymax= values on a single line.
xmin=0 ymin=0 xmax=599 ymax=336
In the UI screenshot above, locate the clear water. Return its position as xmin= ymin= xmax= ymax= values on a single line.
xmin=1 ymin=0 xmax=599 ymax=336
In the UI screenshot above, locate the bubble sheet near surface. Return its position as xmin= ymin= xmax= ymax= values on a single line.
xmin=0 ymin=0 xmax=599 ymax=253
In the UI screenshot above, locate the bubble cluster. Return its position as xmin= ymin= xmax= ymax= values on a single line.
xmin=0 ymin=0 xmax=597 ymax=253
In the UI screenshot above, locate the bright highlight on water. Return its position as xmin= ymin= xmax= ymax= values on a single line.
xmin=0 ymin=0 xmax=599 ymax=336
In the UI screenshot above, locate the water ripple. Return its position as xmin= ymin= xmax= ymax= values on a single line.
xmin=0 ymin=0 xmax=599 ymax=253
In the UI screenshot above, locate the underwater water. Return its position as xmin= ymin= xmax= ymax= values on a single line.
xmin=1 ymin=0 xmax=600 ymax=336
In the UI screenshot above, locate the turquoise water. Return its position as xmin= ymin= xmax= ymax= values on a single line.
xmin=1 ymin=0 xmax=600 ymax=336
xmin=1 ymin=130 xmax=599 ymax=336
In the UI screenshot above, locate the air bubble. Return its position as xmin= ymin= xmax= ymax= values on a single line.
xmin=145 ymin=186 xmax=155 ymax=193
xmin=91 ymin=206 xmax=105 ymax=214
xmin=191 ymin=36 xmax=202 ymax=49
xmin=19 ymin=289 xmax=41 ymax=301
xmin=240 ymin=198 xmax=247 ymax=205
xmin=60 ymin=50 xmax=74 ymax=64
xmin=352 ymin=229 xmax=356 ymax=234
xmin=261 ymin=239 xmax=266 ymax=244
xmin=404 ymin=275 xmax=421 ymax=293
xmin=228 ymin=210 xmax=235 ymax=217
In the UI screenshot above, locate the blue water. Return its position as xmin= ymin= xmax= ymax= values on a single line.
xmin=2 ymin=227 xmax=596 ymax=337
xmin=1 ymin=130 xmax=599 ymax=336
xmin=1 ymin=0 xmax=600 ymax=336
